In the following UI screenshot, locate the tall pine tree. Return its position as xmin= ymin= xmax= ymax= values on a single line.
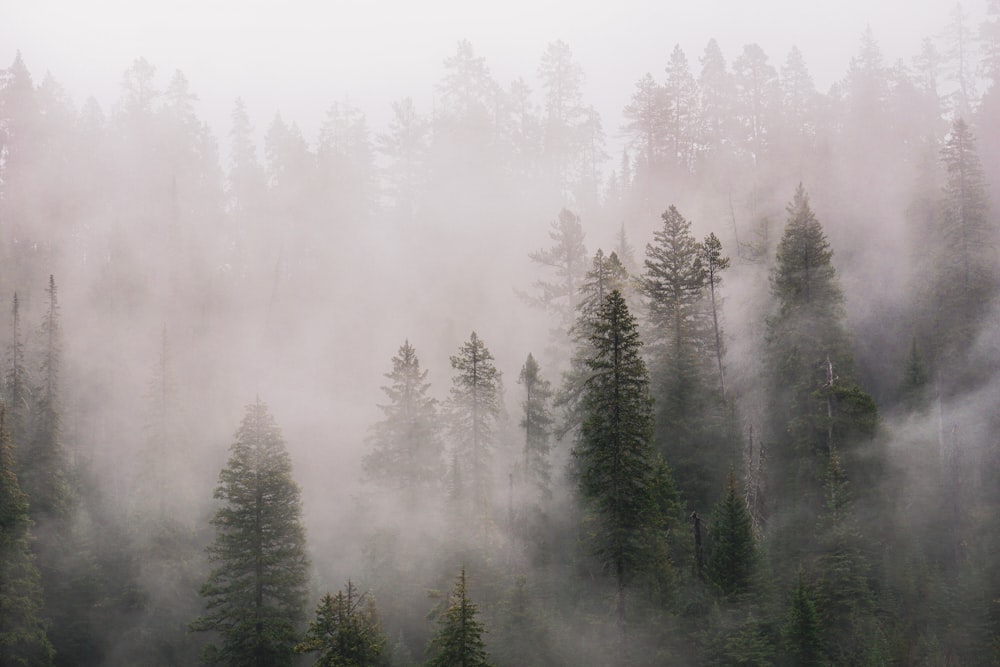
xmin=192 ymin=399 xmax=309 ymax=667
xmin=573 ymin=289 xmax=659 ymax=646
xmin=0 ymin=405 xmax=54 ymax=666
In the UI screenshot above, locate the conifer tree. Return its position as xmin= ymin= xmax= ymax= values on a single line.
xmin=573 ymin=289 xmax=658 ymax=640
xmin=706 ymin=470 xmax=757 ymax=599
xmin=642 ymin=206 xmax=733 ymax=511
xmin=525 ymin=208 xmax=588 ymax=342
xmin=23 ymin=277 xmax=70 ymax=522
xmin=295 ymin=582 xmax=387 ymax=667
xmin=899 ymin=336 xmax=929 ymax=411
xmin=363 ymin=341 xmax=442 ymax=498
xmin=426 ymin=568 xmax=492 ymax=667
xmin=192 ymin=399 xmax=309 ymax=667
xmin=0 ymin=405 xmax=54 ymax=666
xmin=783 ymin=573 xmax=823 ymax=666
xmin=766 ymin=185 xmax=876 ymax=512
xmin=700 ymin=233 xmax=731 ymax=398
xmin=932 ymin=118 xmax=995 ymax=376
xmin=517 ymin=353 xmax=553 ymax=501
xmin=2 ymin=293 xmax=30 ymax=448
xmin=447 ymin=333 xmax=502 ymax=517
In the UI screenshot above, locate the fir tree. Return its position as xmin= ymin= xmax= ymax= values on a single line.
xmin=700 ymin=233 xmax=731 ymax=397
xmin=642 ymin=206 xmax=732 ymax=511
xmin=706 ymin=470 xmax=757 ymax=599
xmin=2 ymin=293 xmax=31 ymax=448
xmin=524 ymin=209 xmax=588 ymax=343
xmin=899 ymin=336 xmax=929 ymax=411
xmin=363 ymin=341 xmax=442 ymax=498
xmin=783 ymin=573 xmax=823 ymax=666
xmin=295 ymin=582 xmax=387 ymax=667
xmin=447 ymin=333 xmax=502 ymax=518
xmin=426 ymin=568 xmax=492 ymax=667
xmin=573 ymin=289 xmax=658 ymax=641
xmin=24 ymin=276 xmax=70 ymax=522
xmin=517 ymin=353 xmax=553 ymax=501
xmin=0 ymin=405 xmax=54 ymax=666
xmin=933 ymin=118 xmax=995 ymax=376
xmin=191 ymin=399 xmax=309 ymax=667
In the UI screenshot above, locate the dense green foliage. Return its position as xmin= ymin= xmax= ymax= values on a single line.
xmin=295 ymin=582 xmax=387 ymax=667
xmin=426 ymin=568 xmax=492 ymax=667
xmin=191 ymin=400 xmax=309 ymax=667
xmin=0 ymin=406 xmax=54 ymax=666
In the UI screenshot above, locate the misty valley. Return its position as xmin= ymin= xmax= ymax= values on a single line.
xmin=2 ymin=4 xmax=1000 ymax=666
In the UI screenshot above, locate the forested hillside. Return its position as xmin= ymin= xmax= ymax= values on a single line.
xmin=2 ymin=4 xmax=1000 ymax=664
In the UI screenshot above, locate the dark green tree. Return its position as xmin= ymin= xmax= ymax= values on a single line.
xmin=706 ymin=470 xmax=757 ymax=599
xmin=191 ymin=399 xmax=309 ymax=667
xmin=426 ymin=567 xmax=492 ymax=667
xmin=556 ymin=249 xmax=632 ymax=442
xmin=782 ymin=573 xmax=823 ymax=666
xmin=447 ymin=333 xmax=502 ymax=517
xmin=0 ymin=405 xmax=54 ymax=666
xmin=573 ymin=289 xmax=657 ymax=641
xmin=363 ymin=341 xmax=442 ymax=498
xmin=813 ymin=455 xmax=882 ymax=665
xmin=295 ymin=582 xmax=387 ymax=667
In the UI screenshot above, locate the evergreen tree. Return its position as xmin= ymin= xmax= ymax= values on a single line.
xmin=525 ymin=208 xmax=588 ymax=342
xmin=363 ymin=341 xmax=442 ymax=498
xmin=700 ymin=233 xmax=731 ymax=397
xmin=573 ymin=289 xmax=657 ymax=640
xmin=642 ymin=206 xmax=732 ymax=511
xmin=23 ymin=276 xmax=70 ymax=522
xmin=0 ymin=405 xmax=54 ymax=666
xmin=426 ymin=568 xmax=492 ymax=667
xmin=295 ymin=582 xmax=387 ymax=667
xmin=664 ymin=44 xmax=699 ymax=174
xmin=556 ymin=249 xmax=632 ymax=445
xmin=782 ymin=573 xmax=823 ymax=666
xmin=517 ymin=353 xmax=553 ymax=501
xmin=191 ymin=399 xmax=309 ymax=667
xmin=933 ymin=117 xmax=995 ymax=374
xmin=2 ymin=293 xmax=30 ymax=448
xmin=706 ymin=470 xmax=757 ymax=599
xmin=447 ymin=333 xmax=502 ymax=517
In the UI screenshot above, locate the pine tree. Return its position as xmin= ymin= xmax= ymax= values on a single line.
xmin=2 ymin=293 xmax=31 ymax=449
xmin=706 ymin=470 xmax=757 ymax=599
xmin=642 ymin=206 xmax=731 ymax=511
xmin=191 ymin=399 xmax=309 ymax=667
xmin=525 ymin=208 xmax=588 ymax=342
xmin=783 ymin=573 xmax=823 ymax=666
xmin=447 ymin=333 xmax=502 ymax=517
xmin=814 ymin=455 xmax=880 ymax=665
xmin=517 ymin=353 xmax=553 ymax=501
xmin=933 ymin=117 xmax=995 ymax=375
xmin=23 ymin=276 xmax=70 ymax=522
xmin=700 ymin=233 xmax=731 ymax=398
xmin=0 ymin=405 xmax=55 ymax=666
xmin=363 ymin=341 xmax=442 ymax=498
xmin=573 ymin=289 xmax=657 ymax=641
xmin=426 ymin=568 xmax=492 ymax=667
xmin=295 ymin=582 xmax=387 ymax=667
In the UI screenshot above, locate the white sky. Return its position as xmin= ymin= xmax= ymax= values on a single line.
xmin=0 ymin=0 xmax=984 ymax=154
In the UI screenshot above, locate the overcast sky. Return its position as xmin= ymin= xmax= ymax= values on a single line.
xmin=1 ymin=1 xmax=982 ymax=153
